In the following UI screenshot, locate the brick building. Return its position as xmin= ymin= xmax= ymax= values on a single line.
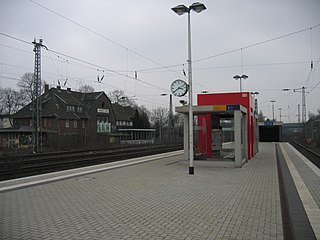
xmin=10 ymin=85 xmax=117 ymax=150
xmin=112 ymin=103 xmax=135 ymax=129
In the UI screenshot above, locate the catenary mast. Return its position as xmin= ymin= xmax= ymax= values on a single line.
xmin=32 ymin=38 xmax=45 ymax=153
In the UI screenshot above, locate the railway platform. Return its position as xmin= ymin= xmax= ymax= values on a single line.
xmin=0 ymin=142 xmax=319 ymax=240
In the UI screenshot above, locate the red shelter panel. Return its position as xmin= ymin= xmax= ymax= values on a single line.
xmin=197 ymin=113 xmax=212 ymax=157
xmin=197 ymin=92 xmax=255 ymax=160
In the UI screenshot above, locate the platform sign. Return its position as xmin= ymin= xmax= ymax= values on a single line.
xmin=212 ymin=105 xmax=226 ymax=111
xmin=97 ymin=108 xmax=109 ymax=114
xmin=264 ymin=121 xmax=273 ymax=126
xmin=226 ymin=104 xmax=240 ymax=110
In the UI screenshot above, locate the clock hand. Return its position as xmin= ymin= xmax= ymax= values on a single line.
xmin=173 ymin=86 xmax=184 ymax=92
xmin=173 ymin=88 xmax=179 ymax=93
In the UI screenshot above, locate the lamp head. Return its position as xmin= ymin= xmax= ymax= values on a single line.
xmin=172 ymin=5 xmax=189 ymax=15
xmin=241 ymin=74 xmax=248 ymax=79
xmin=179 ymin=100 xmax=188 ymax=105
xmin=190 ymin=2 xmax=207 ymax=13
xmin=233 ymin=75 xmax=241 ymax=80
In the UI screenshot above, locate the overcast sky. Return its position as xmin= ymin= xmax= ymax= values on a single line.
xmin=1 ymin=0 xmax=320 ymax=122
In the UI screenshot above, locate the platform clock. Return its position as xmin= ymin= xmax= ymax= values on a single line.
xmin=171 ymin=79 xmax=188 ymax=97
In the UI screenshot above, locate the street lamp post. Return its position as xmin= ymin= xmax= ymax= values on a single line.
xmin=283 ymin=87 xmax=307 ymax=123
xmin=172 ymin=2 xmax=206 ymax=175
xmin=270 ymin=100 xmax=276 ymax=122
xmin=278 ymin=107 xmax=282 ymax=122
xmin=161 ymin=93 xmax=173 ymax=143
xmin=233 ymin=74 xmax=248 ymax=92
xmin=251 ymin=92 xmax=259 ymax=114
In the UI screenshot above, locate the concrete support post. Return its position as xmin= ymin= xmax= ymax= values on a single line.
xmin=183 ymin=113 xmax=189 ymax=161
xmin=244 ymin=113 xmax=248 ymax=162
xmin=234 ymin=110 xmax=242 ymax=167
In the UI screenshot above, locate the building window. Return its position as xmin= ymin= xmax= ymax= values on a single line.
xmin=78 ymin=106 xmax=83 ymax=112
xmin=66 ymin=119 xmax=69 ymax=128
xmin=67 ymin=106 xmax=75 ymax=112
xmin=82 ymin=120 xmax=85 ymax=128
xmin=74 ymin=120 xmax=77 ymax=128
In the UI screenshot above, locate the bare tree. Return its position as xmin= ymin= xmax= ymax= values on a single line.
xmin=150 ymin=107 xmax=168 ymax=127
xmin=0 ymin=87 xmax=24 ymax=115
xmin=150 ymin=107 xmax=169 ymax=143
xmin=17 ymin=73 xmax=34 ymax=104
xmin=79 ymin=84 xmax=95 ymax=93
xmin=0 ymin=89 xmax=4 ymax=114
xmin=108 ymin=90 xmax=136 ymax=106
xmin=309 ymin=108 xmax=320 ymax=120
xmin=17 ymin=72 xmax=46 ymax=105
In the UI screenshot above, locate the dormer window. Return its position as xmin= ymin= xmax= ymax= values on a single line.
xmin=67 ymin=105 xmax=75 ymax=112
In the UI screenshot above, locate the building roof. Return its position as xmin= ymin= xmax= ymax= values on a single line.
xmin=112 ymin=103 xmax=135 ymax=121
xmin=13 ymin=86 xmax=109 ymax=120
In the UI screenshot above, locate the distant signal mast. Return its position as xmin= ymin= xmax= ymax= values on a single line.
xmin=32 ymin=38 xmax=46 ymax=153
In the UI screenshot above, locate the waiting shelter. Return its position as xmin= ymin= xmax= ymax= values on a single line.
xmin=175 ymin=92 xmax=259 ymax=168
xmin=118 ymin=129 xmax=155 ymax=144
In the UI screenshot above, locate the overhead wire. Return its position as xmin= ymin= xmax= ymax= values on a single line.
xmin=3 ymin=21 xmax=319 ymax=92
xmin=306 ymin=56 xmax=320 ymax=95
xmin=116 ymin=24 xmax=320 ymax=74
xmin=0 ymin=43 xmax=33 ymax=55
xmin=2 ymin=20 xmax=320 ymax=111
xmin=46 ymin=48 xmax=169 ymax=92
xmin=46 ymin=49 xmax=65 ymax=82
xmin=2 ymin=39 xmax=313 ymax=74
xmin=193 ymin=23 xmax=320 ymax=64
xmin=0 ymin=32 xmax=170 ymax=93
xmin=28 ymin=0 xmax=320 ymax=101
xmin=28 ymin=0 xmax=187 ymax=81
xmin=0 ymin=33 xmax=32 ymax=46
xmin=0 ymin=76 xmax=22 ymax=82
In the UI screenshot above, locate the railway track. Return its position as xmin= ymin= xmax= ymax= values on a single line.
xmin=0 ymin=144 xmax=182 ymax=181
xmin=289 ymin=140 xmax=320 ymax=169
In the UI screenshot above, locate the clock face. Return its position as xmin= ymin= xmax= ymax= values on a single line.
xmin=171 ymin=79 xmax=188 ymax=97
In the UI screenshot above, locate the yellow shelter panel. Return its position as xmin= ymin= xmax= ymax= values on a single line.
xmin=212 ymin=105 xmax=226 ymax=111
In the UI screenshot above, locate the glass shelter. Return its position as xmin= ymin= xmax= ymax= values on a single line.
xmin=176 ymin=104 xmax=248 ymax=167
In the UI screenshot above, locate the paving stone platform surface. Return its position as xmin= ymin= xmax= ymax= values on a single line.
xmin=0 ymin=143 xmax=283 ymax=240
